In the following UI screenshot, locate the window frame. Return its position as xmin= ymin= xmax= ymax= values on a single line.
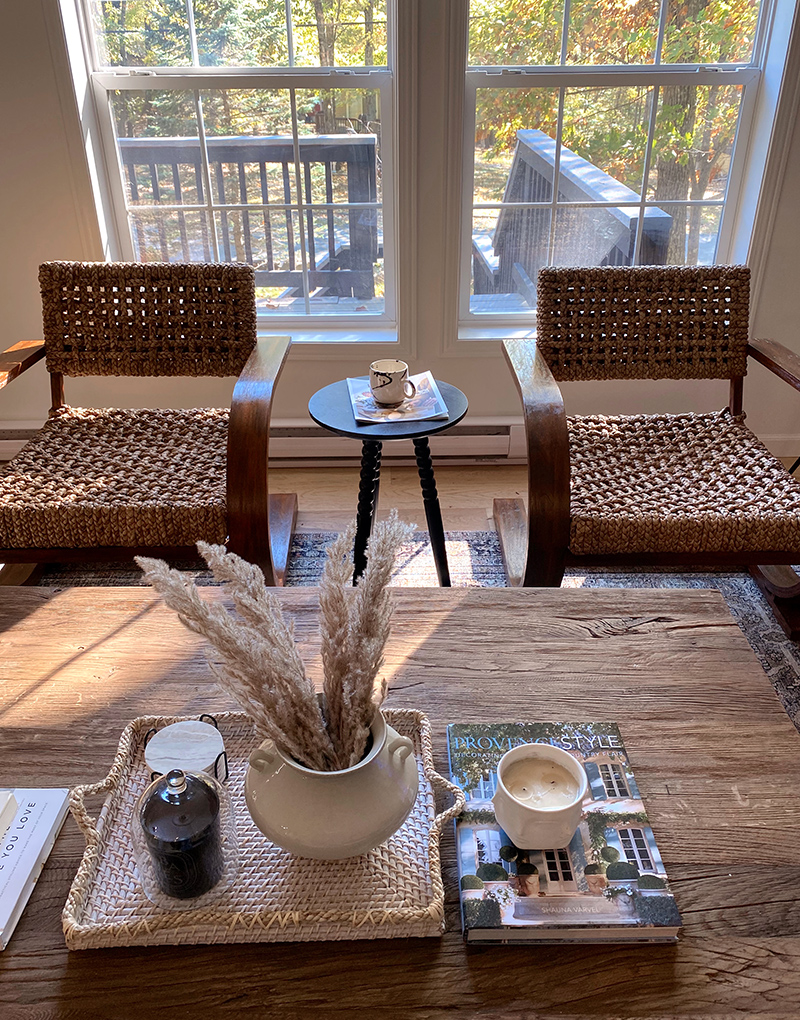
xmin=617 ymin=826 xmax=655 ymax=872
xmin=598 ymin=761 xmax=630 ymax=799
xmin=76 ymin=1 xmax=399 ymax=335
xmin=460 ymin=66 xmax=759 ymax=328
xmin=57 ymin=0 xmax=800 ymax=361
xmin=455 ymin=0 xmax=800 ymax=340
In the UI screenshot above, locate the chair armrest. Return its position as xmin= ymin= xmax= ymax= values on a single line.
xmin=0 ymin=340 xmax=46 ymax=392
xmin=502 ymin=338 xmax=570 ymax=585
xmin=227 ymin=335 xmax=292 ymax=581
xmin=747 ymin=338 xmax=800 ymax=393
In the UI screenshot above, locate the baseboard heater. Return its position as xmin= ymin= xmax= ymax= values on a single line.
xmin=0 ymin=418 xmax=528 ymax=466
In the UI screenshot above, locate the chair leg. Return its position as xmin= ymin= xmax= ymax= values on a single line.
xmin=267 ymin=493 xmax=298 ymax=587
xmin=493 ymin=497 xmax=566 ymax=588
xmin=494 ymin=498 xmax=529 ymax=587
xmin=0 ymin=563 xmax=42 ymax=585
xmin=750 ymin=564 xmax=800 ymax=640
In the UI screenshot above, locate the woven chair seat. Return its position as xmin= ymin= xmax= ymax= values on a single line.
xmin=568 ymin=410 xmax=800 ymax=556
xmin=0 ymin=407 xmax=229 ymax=549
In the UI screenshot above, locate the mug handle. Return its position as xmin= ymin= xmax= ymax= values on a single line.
xmin=403 ymin=379 xmax=417 ymax=399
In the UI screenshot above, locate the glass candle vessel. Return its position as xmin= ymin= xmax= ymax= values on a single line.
xmin=135 ymin=768 xmax=232 ymax=904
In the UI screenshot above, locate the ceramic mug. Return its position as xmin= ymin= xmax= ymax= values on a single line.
xmin=492 ymin=743 xmax=588 ymax=849
xmin=369 ymin=359 xmax=417 ymax=407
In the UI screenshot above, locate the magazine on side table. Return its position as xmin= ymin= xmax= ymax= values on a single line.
xmin=347 ymin=371 xmax=449 ymax=424
xmin=447 ymin=722 xmax=682 ymax=944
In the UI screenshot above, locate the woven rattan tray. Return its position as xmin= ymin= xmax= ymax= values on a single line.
xmin=63 ymin=709 xmax=465 ymax=949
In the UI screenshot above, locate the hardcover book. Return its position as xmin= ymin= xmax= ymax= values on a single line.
xmin=0 ymin=788 xmax=70 ymax=950
xmin=346 ymin=371 xmax=449 ymax=424
xmin=0 ymin=792 xmax=17 ymax=842
xmin=447 ymin=722 xmax=682 ymax=944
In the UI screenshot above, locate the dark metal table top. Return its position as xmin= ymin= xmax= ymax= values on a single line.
xmin=308 ymin=379 xmax=469 ymax=441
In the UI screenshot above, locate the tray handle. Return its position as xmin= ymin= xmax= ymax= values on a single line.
xmin=69 ymin=777 xmax=118 ymax=847
xmin=69 ymin=717 xmax=142 ymax=847
xmin=428 ymin=769 xmax=466 ymax=833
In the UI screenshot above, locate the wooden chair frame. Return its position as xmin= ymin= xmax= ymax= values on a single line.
xmin=495 ymin=335 xmax=800 ymax=637
xmin=0 ymin=335 xmax=296 ymax=586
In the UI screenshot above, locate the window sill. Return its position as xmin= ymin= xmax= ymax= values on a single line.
xmin=258 ymin=327 xmax=399 ymax=345
xmin=457 ymin=325 xmax=536 ymax=341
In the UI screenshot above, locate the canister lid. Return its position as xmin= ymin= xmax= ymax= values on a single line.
xmin=144 ymin=720 xmax=225 ymax=775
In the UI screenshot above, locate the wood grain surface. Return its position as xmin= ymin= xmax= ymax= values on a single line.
xmin=1 ymin=585 xmax=800 ymax=1020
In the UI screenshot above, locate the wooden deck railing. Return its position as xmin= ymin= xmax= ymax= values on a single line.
xmin=473 ymin=129 xmax=672 ymax=300
xmin=118 ymin=134 xmax=379 ymax=299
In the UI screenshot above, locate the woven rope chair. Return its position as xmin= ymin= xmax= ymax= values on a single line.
xmin=0 ymin=262 xmax=296 ymax=584
xmin=494 ymin=264 xmax=800 ymax=636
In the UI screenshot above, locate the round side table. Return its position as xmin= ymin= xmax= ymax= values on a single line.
xmin=308 ymin=380 xmax=469 ymax=585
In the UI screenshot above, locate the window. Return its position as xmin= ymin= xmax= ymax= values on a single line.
xmin=80 ymin=1 xmax=393 ymax=327
xmin=474 ymin=828 xmax=505 ymax=864
xmin=543 ymin=848 xmax=577 ymax=891
xmin=599 ymin=761 xmax=629 ymax=799
xmin=460 ymin=0 xmax=770 ymax=324
xmin=618 ymin=826 xmax=654 ymax=871
xmin=61 ymin=0 xmax=798 ymax=362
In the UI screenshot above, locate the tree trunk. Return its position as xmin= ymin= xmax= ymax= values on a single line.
xmin=312 ymin=1 xmax=340 ymax=133
xmin=654 ymin=84 xmax=697 ymax=264
xmin=363 ymin=3 xmax=377 ymax=123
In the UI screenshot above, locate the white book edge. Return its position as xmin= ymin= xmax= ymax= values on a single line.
xmin=0 ymin=793 xmax=18 ymax=842
xmin=0 ymin=789 xmax=70 ymax=950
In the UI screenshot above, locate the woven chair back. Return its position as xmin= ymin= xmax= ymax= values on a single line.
xmin=39 ymin=262 xmax=257 ymax=377
xmin=535 ymin=265 xmax=750 ymax=382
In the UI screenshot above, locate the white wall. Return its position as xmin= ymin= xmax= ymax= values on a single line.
xmin=2 ymin=0 xmax=800 ymax=456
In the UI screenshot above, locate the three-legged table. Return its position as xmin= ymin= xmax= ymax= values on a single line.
xmin=308 ymin=379 xmax=468 ymax=584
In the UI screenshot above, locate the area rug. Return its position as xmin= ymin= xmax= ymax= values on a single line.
xmin=35 ymin=531 xmax=800 ymax=730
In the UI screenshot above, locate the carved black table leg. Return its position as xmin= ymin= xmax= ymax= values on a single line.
xmin=413 ymin=436 xmax=450 ymax=587
xmin=353 ymin=440 xmax=383 ymax=583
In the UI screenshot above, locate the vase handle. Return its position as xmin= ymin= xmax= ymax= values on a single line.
xmin=249 ymin=745 xmax=278 ymax=775
xmin=387 ymin=734 xmax=414 ymax=762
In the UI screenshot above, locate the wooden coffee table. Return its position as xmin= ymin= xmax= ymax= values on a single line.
xmin=2 ymin=584 xmax=800 ymax=1018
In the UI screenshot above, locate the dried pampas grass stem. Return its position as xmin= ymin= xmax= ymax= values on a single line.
xmin=136 ymin=510 xmax=413 ymax=771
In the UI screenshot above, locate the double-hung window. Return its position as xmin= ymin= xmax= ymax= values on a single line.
xmin=81 ymin=1 xmax=393 ymax=328
xmin=461 ymin=0 xmax=776 ymax=325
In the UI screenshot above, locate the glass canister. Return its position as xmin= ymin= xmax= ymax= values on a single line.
xmin=134 ymin=768 xmax=236 ymax=906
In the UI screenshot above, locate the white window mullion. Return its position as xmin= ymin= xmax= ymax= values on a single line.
xmin=289 ymin=88 xmax=312 ymax=315
xmin=91 ymin=76 xmax=136 ymax=261
xmin=547 ymin=86 xmax=567 ymax=265
xmin=633 ymin=84 xmax=661 ymax=265
xmin=654 ymin=0 xmax=669 ymax=65
xmin=185 ymin=0 xmax=200 ymax=67
xmin=193 ymin=90 xmax=222 ymax=262
xmin=460 ymin=75 xmax=479 ymax=322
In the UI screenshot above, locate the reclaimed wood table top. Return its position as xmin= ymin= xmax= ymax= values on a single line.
xmin=1 ymin=584 xmax=800 ymax=1019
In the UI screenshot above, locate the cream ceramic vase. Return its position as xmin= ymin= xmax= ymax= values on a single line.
xmin=244 ymin=712 xmax=418 ymax=860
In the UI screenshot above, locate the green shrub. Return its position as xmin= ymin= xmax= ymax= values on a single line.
xmin=476 ymin=862 xmax=508 ymax=882
xmin=460 ymin=874 xmax=485 ymax=890
xmin=606 ymin=861 xmax=639 ymax=880
xmin=498 ymin=844 xmax=519 ymax=862
xmin=516 ymin=861 xmax=539 ymax=876
xmin=584 ymin=862 xmax=607 ymax=876
xmin=463 ymin=896 xmax=503 ymax=929
xmin=637 ymin=874 xmax=667 ymax=889
xmin=600 ymin=845 xmax=621 ymax=863
xmin=635 ymin=894 xmax=682 ymax=928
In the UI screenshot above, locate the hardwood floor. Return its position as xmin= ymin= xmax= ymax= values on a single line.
xmin=271 ymin=464 xmax=528 ymax=532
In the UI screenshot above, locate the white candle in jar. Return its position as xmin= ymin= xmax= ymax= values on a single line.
xmin=501 ymin=756 xmax=580 ymax=809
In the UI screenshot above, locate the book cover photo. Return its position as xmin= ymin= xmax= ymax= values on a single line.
xmin=346 ymin=372 xmax=449 ymax=424
xmin=0 ymin=788 xmax=70 ymax=950
xmin=447 ymin=722 xmax=682 ymax=944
